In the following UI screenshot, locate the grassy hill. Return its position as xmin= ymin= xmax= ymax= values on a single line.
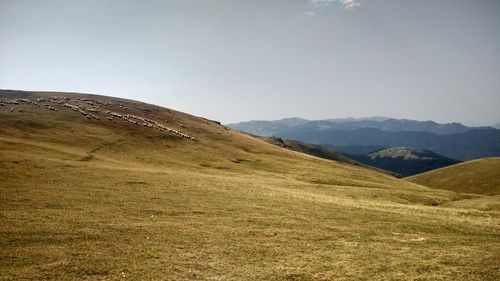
xmin=407 ymin=158 xmax=500 ymax=196
xmin=1 ymin=90 xmax=499 ymax=280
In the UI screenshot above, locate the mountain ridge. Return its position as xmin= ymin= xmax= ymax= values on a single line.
xmin=349 ymin=147 xmax=461 ymax=177
xmin=227 ymin=117 xmax=482 ymax=136
xmin=227 ymin=118 xmax=500 ymax=161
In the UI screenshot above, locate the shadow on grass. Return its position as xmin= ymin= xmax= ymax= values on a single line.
xmin=79 ymin=154 xmax=94 ymax=162
xmin=79 ymin=147 xmax=102 ymax=161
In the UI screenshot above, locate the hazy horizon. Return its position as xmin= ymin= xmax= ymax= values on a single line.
xmin=1 ymin=0 xmax=499 ymax=126
xmin=224 ymin=116 xmax=498 ymax=127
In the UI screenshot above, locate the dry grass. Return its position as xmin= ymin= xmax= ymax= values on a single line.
xmin=407 ymin=158 xmax=500 ymax=196
xmin=0 ymin=91 xmax=499 ymax=280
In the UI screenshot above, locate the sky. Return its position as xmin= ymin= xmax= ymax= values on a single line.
xmin=1 ymin=0 xmax=499 ymax=126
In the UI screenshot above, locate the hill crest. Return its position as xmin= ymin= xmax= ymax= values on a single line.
xmin=407 ymin=157 xmax=500 ymax=196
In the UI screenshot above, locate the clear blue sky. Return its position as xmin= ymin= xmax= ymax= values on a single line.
xmin=1 ymin=0 xmax=499 ymax=125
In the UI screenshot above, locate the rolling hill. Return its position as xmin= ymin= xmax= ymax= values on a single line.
xmin=407 ymin=158 xmax=500 ymax=196
xmin=1 ymin=90 xmax=499 ymax=280
xmin=349 ymin=147 xmax=461 ymax=177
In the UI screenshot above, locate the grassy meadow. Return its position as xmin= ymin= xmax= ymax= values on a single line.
xmin=0 ymin=91 xmax=499 ymax=280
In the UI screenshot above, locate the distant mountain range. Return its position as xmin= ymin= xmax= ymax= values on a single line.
xmin=228 ymin=118 xmax=310 ymax=136
xmin=228 ymin=117 xmax=482 ymax=136
xmin=227 ymin=118 xmax=500 ymax=161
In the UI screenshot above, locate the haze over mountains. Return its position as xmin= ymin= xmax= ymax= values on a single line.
xmin=227 ymin=118 xmax=500 ymax=161
xmin=231 ymin=117 xmax=475 ymax=136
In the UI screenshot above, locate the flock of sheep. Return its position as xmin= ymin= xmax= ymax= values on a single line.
xmin=0 ymin=96 xmax=196 ymax=141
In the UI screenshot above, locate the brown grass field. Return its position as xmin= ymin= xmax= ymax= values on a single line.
xmin=0 ymin=90 xmax=499 ymax=280
xmin=407 ymin=158 xmax=500 ymax=196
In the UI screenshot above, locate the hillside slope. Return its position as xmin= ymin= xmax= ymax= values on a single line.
xmin=349 ymin=147 xmax=461 ymax=177
xmin=262 ymin=136 xmax=363 ymax=165
xmin=1 ymin=90 xmax=499 ymax=280
xmin=260 ymin=136 xmax=398 ymax=176
xmin=407 ymin=158 xmax=500 ymax=196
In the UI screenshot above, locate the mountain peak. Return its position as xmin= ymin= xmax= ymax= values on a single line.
xmin=368 ymin=147 xmax=443 ymax=160
xmin=349 ymin=147 xmax=462 ymax=177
